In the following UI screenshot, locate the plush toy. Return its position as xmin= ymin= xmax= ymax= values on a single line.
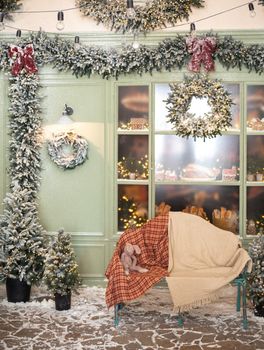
xmin=121 ymin=243 xmax=148 ymax=275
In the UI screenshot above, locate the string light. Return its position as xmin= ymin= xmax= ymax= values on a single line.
xmin=190 ymin=22 xmax=196 ymax=34
xmin=16 ymin=29 xmax=21 ymax=37
xmin=0 ymin=0 xmax=260 ymax=36
xmin=127 ymin=0 xmax=136 ymax=19
xmin=0 ymin=13 xmax=4 ymax=31
xmin=132 ymin=33 xmax=140 ymax=49
xmin=74 ymin=35 xmax=81 ymax=50
xmin=56 ymin=11 xmax=64 ymax=31
xmin=248 ymin=2 xmax=256 ymax=16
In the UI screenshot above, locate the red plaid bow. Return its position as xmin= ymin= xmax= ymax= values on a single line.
xmin=8 ymin=44 xmax=38 ymax=76
xmin=186 ymin=36 xmax=216 ymax=72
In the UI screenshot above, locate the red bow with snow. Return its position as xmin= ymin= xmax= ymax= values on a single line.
xmin=186 ymin=36 xmax=217 ymax=72
xmin=8 ymin=44 xmax=38 ymax=76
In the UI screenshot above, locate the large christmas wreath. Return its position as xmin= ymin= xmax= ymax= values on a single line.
xmin=77 ymin=0 xmax=204 ymax=33
xmin=165 ymin=74 xmax=233 ymax=140
xmin=47 ymin=131 xmax=89 ymax=170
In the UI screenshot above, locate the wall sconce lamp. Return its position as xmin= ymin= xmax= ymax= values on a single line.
xmin=58 ymin=104 xmax=74 ymax=125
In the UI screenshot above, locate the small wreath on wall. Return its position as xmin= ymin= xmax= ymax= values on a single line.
xmin=165 ymin=74 xmax=233 ymax=140
xmin=47 ymin=131 xmax=89 ymax=170
xmin=76 ymin=0 xmax=204 ymax=33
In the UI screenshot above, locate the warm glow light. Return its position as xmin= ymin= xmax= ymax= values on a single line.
xmin=188 ymin=97 xmax=211 ymax=118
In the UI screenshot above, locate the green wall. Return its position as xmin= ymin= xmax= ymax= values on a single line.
xmin=0 ymin=31 xmax=264 ymax=285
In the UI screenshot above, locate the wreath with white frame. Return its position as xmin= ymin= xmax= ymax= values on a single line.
xmin=76 ymin=0 xmax=204 ymax=33
xmin=165 ymin=74 xmax=233 ymax=140
xmin=47 ymin=131 xmax=89 ymax=170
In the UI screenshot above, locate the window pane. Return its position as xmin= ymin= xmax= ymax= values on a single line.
xmin=247 ymin=187 xmax=264 ymax=235
xmin=155 ymin=135 xmax=239 ymax=181
xmin=155 ymin=83 xmax=240 ymax=131
xmin=118 ymin=135 xmax=148 ymax=179
xmin=223 ymin=83 xmax=240 ymax=130
xmin=247 ymin=135 xmax=264 ymax=181
xmin=118 ymin=185 xmax=148 ymax=231
xmin=155 ymin=185 xmax=239 ymax=233
xmin=118 ymin=86 xmax=149 ymax=130
xmin=247 ymin=85 xmax=264 ymax=131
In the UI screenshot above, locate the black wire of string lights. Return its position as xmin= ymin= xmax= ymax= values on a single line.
xmin=0 ymin=0 xmax=262 ymax=39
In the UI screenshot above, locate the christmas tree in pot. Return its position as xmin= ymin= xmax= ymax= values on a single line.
xmin=44 ymin=229 xmax=81 ymax=311
xmin=247 ymin=233 xmax=264 ymax=317
xmin=0 ymin=71 xmax=46 ymax=302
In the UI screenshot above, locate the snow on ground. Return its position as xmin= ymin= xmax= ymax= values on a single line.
xmin=0 ymin=284 xmax=263 ymax=350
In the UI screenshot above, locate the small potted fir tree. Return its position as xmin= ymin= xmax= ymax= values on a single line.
xmin=247 ymin=232 xmax=264 ymax=317
xmin=43 ymin=229 xmax=81 ymax=311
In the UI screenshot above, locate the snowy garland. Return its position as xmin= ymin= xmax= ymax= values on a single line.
xmin=77 ymin=0 xmax=204 ymax=33
xmin=166 ymin=74 xmax=233 ymax=139
xmin=47 ymin=132 xmax=89 ymax=170
xmin=0 ymin=70 xmax=46 ymax=284
xmin=1 ymin=32 xmax=264 ymax=78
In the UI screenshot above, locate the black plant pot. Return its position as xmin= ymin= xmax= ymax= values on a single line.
xmin=6 ymin=278 xmax=31 ymax=303
xmin=254 ymin=302 xmax=264 ymax=317
xmin=55 ymin=291 xmax=71 ymax=311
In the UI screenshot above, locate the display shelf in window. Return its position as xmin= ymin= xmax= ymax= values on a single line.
xmin=155 ymin=83 xmax=240 ymax=132
xmin=118 ymin=85 xmax=149 ymax=131
xmin=155 ymin=184 xmax=239 ymax=234
xmin=246 ymin=85 xmax=264 ymax=132
xmin=246 ymin=186 xmax=264 ymax=235
xmin=247 ymin=135 xmax=264 ymax=182
xmin=118 ymin=184 xmax=148 ymax=231
xmin=118 ymin=135 xmax=149 ymax=180
xmin=155 ymin=135 xmax=240 ymax=183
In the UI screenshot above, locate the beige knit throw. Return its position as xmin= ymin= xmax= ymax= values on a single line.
xmin=166 ymin=212 xmax=252 ymax=312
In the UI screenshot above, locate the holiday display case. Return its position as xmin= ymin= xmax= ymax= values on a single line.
xmin=117 ymin=85 xmax=150 ymax=231
xmin=246 ymin=85 xmax=264 ymax=235
xmin=116 ymin=82 xmax=264 ymax=238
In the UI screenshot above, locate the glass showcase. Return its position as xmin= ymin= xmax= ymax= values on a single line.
xmin=116 ymin=83 xmax=264 ymax=237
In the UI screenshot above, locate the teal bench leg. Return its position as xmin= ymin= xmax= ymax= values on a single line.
xmin=237 ymin=283 xmax=241 ymax=312
xmin=114 ymin=303 xmax=124 ymax=327
xmin=177 ymin=313 xmax=184 ymax=327
xmin=242 ymin=281 xmax=248 ymax=330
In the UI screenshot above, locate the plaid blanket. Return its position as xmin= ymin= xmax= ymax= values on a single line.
xmin=105 ymin=214 xmax=169 ymax=308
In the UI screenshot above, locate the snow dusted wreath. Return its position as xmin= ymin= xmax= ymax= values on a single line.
xmin=77 ymin=0 xmax=204 ymax=33
xmin=165 ymin=74 xmax=233 ymax=140
xmin=47 ymin=131 xmax=89 ymax=170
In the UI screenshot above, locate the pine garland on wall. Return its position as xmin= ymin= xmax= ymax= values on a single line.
xmin=1 ymin=32 xmax=264 ymax=79
xmin=0 ymin=67 xmax=46 ymax=284
xmin=76 ymin=0 xmax=204 ymax=33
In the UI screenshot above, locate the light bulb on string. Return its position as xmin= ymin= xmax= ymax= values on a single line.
xmin=56 ymin=11 xmax=64 ymax=31
xmin=132 ymin=33 xmax=140 ymax=49
xmin=127 ymin=0 xmax=136 ymax=19
xmin=0 ymin=13 xmax=5 ymax=31
xmin=16 ymin=29 xmax=21 ymax=41
xmin=74 ymin=36 xmax=80 ymax=50
xmin=190 ymin=22 xmax=196 ymax=35
xmin=248 ymin=3 xmax=256 ymax=17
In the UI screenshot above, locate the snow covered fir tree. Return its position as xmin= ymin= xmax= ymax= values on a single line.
xmin=44 ymin=229 xmax=81 ymax=299
xmin=0 ymin=70 xmax=46 ymax=295
xmin=248 ymin=233 xmax=264 ymax=317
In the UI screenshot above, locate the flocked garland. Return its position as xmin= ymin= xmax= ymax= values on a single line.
xmin=48 ymin=132 xmax=89 ymax=170
xmin=165 ymin=74 xmax=233 ymax=139
xmin=1 ymin=32 xmax=264 ymax=79
xmin=77 ymin=0 xmax=204 ymax=33
xmin=0 ymin=70 xmax=46 ymax=284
